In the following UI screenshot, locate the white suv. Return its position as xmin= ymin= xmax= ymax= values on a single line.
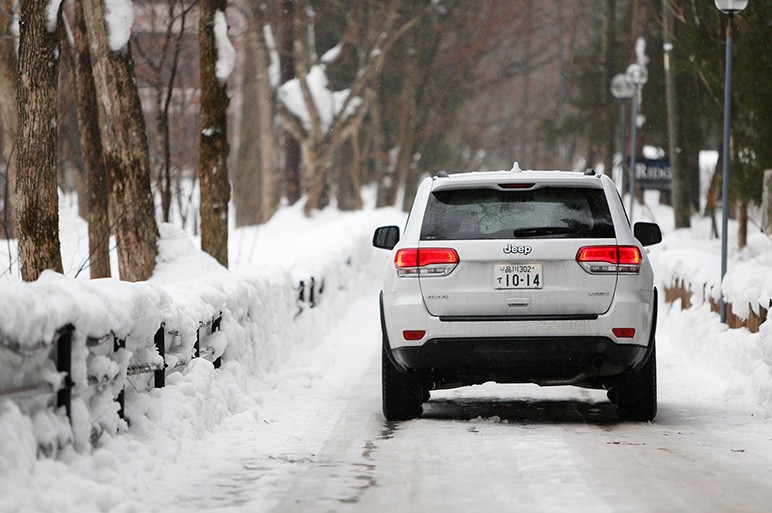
xmin=373 ymin=169 xmax=662 ymax=422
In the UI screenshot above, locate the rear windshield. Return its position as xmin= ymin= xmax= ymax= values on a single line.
xmin=421 ymin=187 xmax=615 ymax=240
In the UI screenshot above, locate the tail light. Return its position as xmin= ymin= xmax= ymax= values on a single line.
xmin=395 ymin=248 xmax=459 ymax=278
xmin=576 ymin=246 xmax=642 ymax=274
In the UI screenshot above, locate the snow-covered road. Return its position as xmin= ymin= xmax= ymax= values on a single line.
xmin=151 ymin=283 xmax=772 ymax=513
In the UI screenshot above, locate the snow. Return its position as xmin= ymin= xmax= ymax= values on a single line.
xmin=320 ymin=43 xmax=343 ymax=64
xmin=263 ymin=24 xmax=281 ymax=88
xmin=1 ymin=188 xmax=771 ymax=511
xmin=214 ymin=10 xmax=236 ymax=82
xmin=278 ymin=63 xmax=363 ymax=133
xmin=46 ymin=0 xmax=63 ymax=33
xmin=647 ymin=207 xmax=772 ymax=315
xmin=104 ymin=0 xmax=134 ymax=52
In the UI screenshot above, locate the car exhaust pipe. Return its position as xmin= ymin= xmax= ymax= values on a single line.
xmin=591 ymin=355 xmax=606 ymax=370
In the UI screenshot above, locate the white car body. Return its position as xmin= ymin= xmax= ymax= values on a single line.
xmin=374 ymin=169 xmax=662 ymax=421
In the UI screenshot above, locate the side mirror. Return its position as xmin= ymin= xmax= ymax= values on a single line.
xmin=373 ymin=226 xmax=400 ymax=250
xmin=633 ymin=222 xmax=662 ymax=247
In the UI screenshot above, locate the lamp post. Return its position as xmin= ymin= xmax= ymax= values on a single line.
xmin=611 ymin=74 xmax=635 ymax=192
xmin=715 ymin=0 xmax=749 ymax=324
xmin=625 ymin=63 xmax=648 ymax=221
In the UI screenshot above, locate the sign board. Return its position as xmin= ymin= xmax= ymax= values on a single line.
xmin=633 ymin=158 xmax=672 ymax=191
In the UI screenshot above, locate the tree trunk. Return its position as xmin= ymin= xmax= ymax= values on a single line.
xmin=281 ymin=0 xmax=301 ymax=205
xmin=337 ymin=128 xmax=363 ymax=211
xmin=236 ymin=4 xmax=280 ymax=225
xmin=72 ymin=2 xmax=111 ymax=279
xmin=397 ymin=32 xmax=420 ymax=212
xmin=737 ymin=198 xmax=747 ymax=249
xmin=83 ymin=0 xmax=158 ymax=282
xmin=198 ymin=0 xmax=231 ymax=267
xmin=602 ymin=0 xmax=617 ymax=176
xmin=301 ymin=142 xmax=329 ymax=214
xmin=253 ymin=7 xmax=280 ymax=223
xmin=0 ymin=4 xmax=18 ymax=240
xmin=373 ymin=93 xmax=394 ymax=208
xmin=156 ymin=98 xmax=172 ymax=223
xmin=15 ymin=0 xmax=63 ymax=280
xmin=292 ymin=0 xmax=330 ymax=215
xmin=234 ymin=20 xmax=261 ymax=227
xmin=663 ymin=0 xmax=689 ymax=228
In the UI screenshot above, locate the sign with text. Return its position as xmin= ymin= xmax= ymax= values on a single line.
xmin=633 ymin=158 xmax=672 ymax=191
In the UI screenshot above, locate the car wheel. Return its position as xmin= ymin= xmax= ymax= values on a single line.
xmin=382 ymin=338 xmax=423 ymax=421
xmin=615 ymin=342 xmax=657 ymax=421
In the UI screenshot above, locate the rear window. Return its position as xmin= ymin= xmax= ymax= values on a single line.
xmin=421 ymin=187 xmax=615 ymax=240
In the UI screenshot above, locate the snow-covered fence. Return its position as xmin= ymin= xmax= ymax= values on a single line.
xmin=653 ymin=234 xmax=772 ymax=334
xmin=0 ymin=209 xmax=398 ymax=457
xmin=0 ymin=325 xmax=74 ymax=421
xmin=664 ymin=278 xmax=769 ymax=333
xmin=0 ymin=278 xmax=232 ymax=454
xmin=0 ymin=268 xmax=334 ymax=455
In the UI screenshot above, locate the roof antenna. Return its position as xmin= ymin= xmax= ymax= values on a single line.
xmin=510 ymin=162 xmax=522 ymax=173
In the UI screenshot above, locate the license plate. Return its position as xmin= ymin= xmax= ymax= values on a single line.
xmin=494 ymin=264 xmax=542 ymax=289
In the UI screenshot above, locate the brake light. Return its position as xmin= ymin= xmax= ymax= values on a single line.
xmin=394 ymin=248 xmax=459 ymax=277
xmin=576 ymin=245 xmax=642 ymax=274
xmin=498 ymin=183 xmax=535 ymax=189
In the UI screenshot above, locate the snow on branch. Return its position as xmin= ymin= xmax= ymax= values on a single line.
xmin=46 ymin=0 xmax=63 ymax=33
xmin=104 ymin=0 xmax=134 ymax=52
xmin=214 ymin=10 xmax=236 ymax=82
xmin=278 ymin=64 xmax=362 ymax=134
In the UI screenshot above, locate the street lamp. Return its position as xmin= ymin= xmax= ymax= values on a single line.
xmin=715 ymin=0 xmax=749 ymax=324
xmin=611 ymin=73 xmax=635 ymax=191
xmin=625 ymin=63 xmax=648 ymax=221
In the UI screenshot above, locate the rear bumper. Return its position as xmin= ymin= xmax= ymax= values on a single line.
xmin=380 ymin=286 xmax=656 ymax=386
xmin=381 ymin=286 xmax=655 ymax=349
xmin=389 ymin=336 xmax=648 ymax=385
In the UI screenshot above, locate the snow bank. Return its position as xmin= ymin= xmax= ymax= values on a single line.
xmin=659 ymin=302 xmax=772 ymax=417
xmin=650 ymin=219 xmax=772 ymax=319
xmin=648 ymin=207 xmax=772 ymax=417
xmin=0 ymin=204 xmax=402 ymax=480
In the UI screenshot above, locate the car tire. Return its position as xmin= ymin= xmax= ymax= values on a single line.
xmin=615 ymin=341 xmax=657 ymax=422
xmin=382 ymin=338 xmax=423 ymax=421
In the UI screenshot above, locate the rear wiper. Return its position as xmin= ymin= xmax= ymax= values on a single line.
xmin=512 ymin=226 xmax=577 ymax=238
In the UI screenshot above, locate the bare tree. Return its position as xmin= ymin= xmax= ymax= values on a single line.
xmin=82 ymin=0 xmax=158 ymax=282
xmin=134 ymin=0 xmax=196 ymax=224
xmin=15 ymin=0 xmax=64 ymax=280
xmin=198 ymin=0 xmax=231 ymax=267
xmin=280 ymin=0 xmax=428 ymax=215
